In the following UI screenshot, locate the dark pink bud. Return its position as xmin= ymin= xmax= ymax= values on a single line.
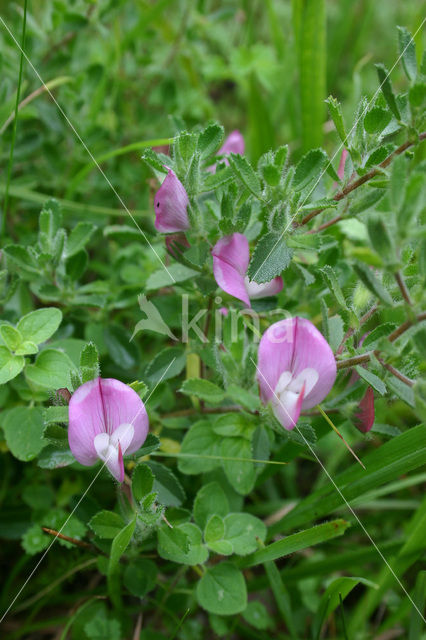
xmin=354 ymin=387 xmax=375 ymax=433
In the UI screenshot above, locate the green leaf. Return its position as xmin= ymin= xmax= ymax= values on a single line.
xmin=221 ymin=437 xmax=255 ymax=495
xmin=228 ymin=153 xmax=262 ymax=199
xmin=198 ymin=123 xmax=225 ymax=158
xmin=107 ymin=517 xmax=136 ymax=608
xmin=158 ymin=522 xmax=208 ymax=565
xmin=145 ymin=347 xmax=186 ymax=383
xmin=79 ymin=342 xmax=100 ymax=383
xmin=387 ymin=376 xmax=415 ymax=407
xmin=312 ymin=576 xmax=377 ymax=639
xmin=409 ymin=571 xmax=426 ymax=640
xmin=146 ymin=263 xmax=199 ymax=290
xmin=0 ymin=346 xmax=24 ymax=384
xmin=3 ymin=407 xmax=45 ymax=461
xmin=362 ymin=323 xmax=396 ymax=348
xmin=223 ymin=513 xmax=266 ymax=555
xmin=132 ymin=463 xmax=154 ymax=501
xmin=247 ymin=232 xmax=292 ymax=284
xmin=89 ymin=510 xmax=125 ymax=539
xmin=321 ymin=266 xmax=348 ymax=310
xmin=37 ymin=446 xmax=75 ymax=469
xmin=180 ymin=378 xmax=225 ymax=404
xmin=293 ymin=148 xmax=328 ymax=191
xmin=213 ymin=413 xmax=255 ymax=440
xmin=348 ymin=497 xmax=426 ymax=633
xmin=397 ymin=26 xmax=417 ymax=82
xmin=17 ymin=308 xmax=62 ymax=345
xmin=123 ymin=559 xmax=157 ymax=598
xmin=43 ymin=405 xmax=69 ymax=424
xmin=0 ymin=325 xmax=22 ymax=351
xmin=364 ymin=106 xmax=392 ymax=134
xmin=145 ymin=461 xmax=186 ymax=507
xmin=375 ymin=64 xmax=401 ymax=120
xmin=132 ymin=433 xmax=161 ymax=457
xmin=205 ymin=515 xmax=225 ymax=543
xmin=355 ymin=366 xmax=386 ymax=395
xmin=104 ymin=325 xmax=138 ymax=370
xmin=43 ymin=423 xmax=69 ymax=449
xmin=352 ymin=262 xmax=393 ymax=305
xmin=269 ymin=424 xmax=426 ymax=535
xmin=242 ymin=601 xmax=271 ymax=630
xmin=25 ymin=348 xmax=75 ymax=389
xmin=178 ymin=420 xmax=222 ymax=475
xmin=194 ymin=481 xmax=230 ymax=529
xmin=240 ymin=519 xmax=349 ymax=567
xmin=225 ymin=384 xmax=260 ymax=412
xmin=325 ymin=96 xmax=347 ymax=145
xmin=66 ymin=222 xmax=96 ymax=257
xmin=196 ymin=562 xmax=247 ymax=615
xmin=84 ymin=616 xmax=121 ymax=640
xmin=3 ymin=244 xmax=39 ymax=275
xmin=14 ymin=341 xmax=38 ymax=356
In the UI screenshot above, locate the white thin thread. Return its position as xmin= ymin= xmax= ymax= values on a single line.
xmin=0 ymin=357 xmax=176 ymax=622
xmin=253 ymin=357 xmax=426 ymax=623
xmin=0 ymin=16 xmax=175 ymax=283
xmin=252 ymin=19 xmax=426 ymax=281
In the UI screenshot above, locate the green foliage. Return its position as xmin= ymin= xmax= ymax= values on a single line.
xmin=0 ymin=5 xmax=424 ymax=638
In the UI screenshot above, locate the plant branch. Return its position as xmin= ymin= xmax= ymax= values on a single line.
xmin=41 ymin=527 xmax=101 ymax=555
xmin=394 ymin=271 xmax=413 ymax=305
xmin=299 ymin=132 xmax=426 ymax=227
xmin=335 ymin=304 xmax=378 ymax=356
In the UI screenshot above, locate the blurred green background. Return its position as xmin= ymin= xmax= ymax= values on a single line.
xmin=0 ymin=0 xmax=423 ymax=227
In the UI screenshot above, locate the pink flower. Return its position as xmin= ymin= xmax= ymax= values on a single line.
xmin=219 ymin=130 xmax=245 ymax=159
xmin=154 ymin=169 xmax=189 ymax=233
xmin=257 ymin=317 xmax=336 ymax=430
xmin=212 ymin=233 xmax=283 ymax=307
xmin=68 ymin=378 xmax=149 ymax=482
xmin=208 ymin=130 xmax=245 ymax=172
xmin=354 ymin=387 xmax=375 ymax=433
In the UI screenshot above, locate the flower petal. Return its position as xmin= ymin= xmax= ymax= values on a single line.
xmin=212 ymin=233 xmax=251 ymax=306
xmin=219 ymin=130 xmax=245 ymax=157
xmin=104 ymin=442 xmax=124 ymax=483
xmin=68 ymin=378 xmax=149 ymax=466
xmin=110 ymin=423 xmax=135 ymax=454
xmin=245 ymin=275 xmax=283 ymax=299
xmin=271 ymin=382 xmax=305 ymax=431
xmin=68 ymin=378 xmax=106 ymax=466
xmin=154 ymin=169 xmax=190 ymax=233
xmin=257 ymin=317 xmax=336 ymax=409
xmin=290 ymin=318 xmax=337 ymax=409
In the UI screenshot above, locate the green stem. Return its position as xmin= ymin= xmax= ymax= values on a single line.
xmin=2 ymin=0 xmax=28 ymax=236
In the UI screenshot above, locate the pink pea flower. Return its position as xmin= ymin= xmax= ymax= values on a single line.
xmin=154 ymin=168 xmax=190 ymax=233
xmin=208 ymin=130 xmax=245 ymax=172
xmin=257 ymin=317 xmax=337 ymax=430
xmin=219 ymin=130 xmax=245 ymax=159
xmin=212 ymin=233 xmax=283 ymax=307
xmin=68 ymin=378 xmax=149 ymax=482
xmin=354 ymin=386 xmax=375 ymax=433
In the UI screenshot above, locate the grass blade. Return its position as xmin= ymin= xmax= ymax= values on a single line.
xmin=239 ymin=519 xmax=349 ymax=568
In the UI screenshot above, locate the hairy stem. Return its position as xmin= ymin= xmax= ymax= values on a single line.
xmin=394 ymin=271 xmax=413 ymax=305
xmin=299 ymin=131 xmax=426 ymax=227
